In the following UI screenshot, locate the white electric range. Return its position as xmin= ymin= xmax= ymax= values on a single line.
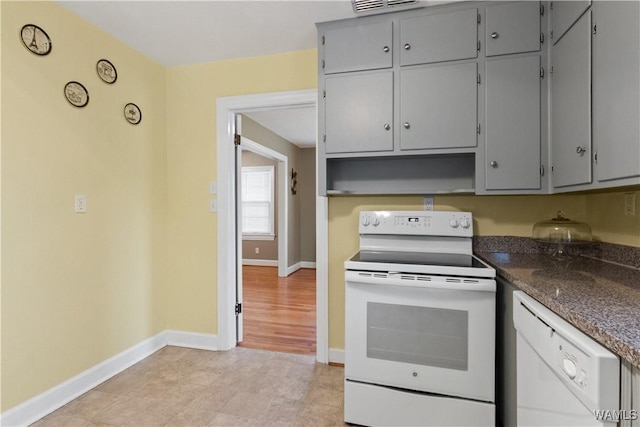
xmin=344 ymin=210 xmax=496 ymax=427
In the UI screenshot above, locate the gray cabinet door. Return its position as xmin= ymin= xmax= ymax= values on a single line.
xmin=485 ymin=1 xmax=541 ymax=57
xmin=592 ymin=1 xmax=640 ymax=182
xmin=551 ymin=0 xmax=591 ymax=44
xmin=400 ymin=62 xmax=477 ymax=150
xmin=485 ymin=55 xmax=541 ymax=190
xmin=551 ymin=11 xmax=592 ymax=188
xmin=399 ymin=8 xmax=478 ymax=66
xmin=323 ymin=21 xmax=393 ymax=74
xmin=324 ymin=72 xmax=394 ymax=154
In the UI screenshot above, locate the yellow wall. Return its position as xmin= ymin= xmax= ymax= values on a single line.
xmin=164 ymin=50 xmax=317 ymax=334
xmin=1 ymin=2 xmax=167 ymax=410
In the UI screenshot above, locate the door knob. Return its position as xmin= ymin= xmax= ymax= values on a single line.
xmin=403 ymin=122 xmax=410 ymax=129
xmin=491 ymin=32 xmax=500 ymax=39
xmin=490 ymin=160 xmax=498 ymax=168
xmin=404 ymin=43 xmax=411 ymax=50
xmin=384 ymin=123 xmax=391 ymax=131
xmin=383 ymin=46 xmax=390 ymax=53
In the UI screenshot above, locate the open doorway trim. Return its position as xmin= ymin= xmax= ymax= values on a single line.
xmin=216 ymin=89 xmax=328 ymax=363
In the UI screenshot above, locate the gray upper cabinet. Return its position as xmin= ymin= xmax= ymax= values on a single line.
xmin=400 ymin=62 xmax=478 ymax=151
xmin=551 ymin=1 xmax=591 ymax=44
xmin=322 ymin=21 xmax=393 ymax=74
xmin=324 ymin=71 xmax=394 ymax=154
xmin=485 ymin=55 xmax=541 ymax=190
xmin=551 ymin=10 xmax=592 ymax=188
xmin=592 ymin=1 xmax=640 ymax=183
xmin=485 ymin=2 xmax=541 ymax=57
xmin=399 ymin=8 xmax=478 ymax=66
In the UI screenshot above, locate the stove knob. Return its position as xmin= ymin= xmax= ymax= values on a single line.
xmin=372 ymin=217 xmax=380 ymax=227
xmin=562 ymin=358 xmax=577 ymax=379
xmin=362 ymin=216 xmax=370 ymax=227
xmin=449 ymin=218 xmax=459 ymax=228
xmin=460 ymin=219 xmax=471 ymax=229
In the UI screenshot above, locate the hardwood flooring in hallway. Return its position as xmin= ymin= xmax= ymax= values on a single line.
xmin=239 ymin=266 xmax=316 ymax=355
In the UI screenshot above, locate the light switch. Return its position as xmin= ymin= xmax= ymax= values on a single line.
xmin=75 ymin=195 xmax=87 ymax=213
xmin=209 ymin=181 xmax=217 ymax=194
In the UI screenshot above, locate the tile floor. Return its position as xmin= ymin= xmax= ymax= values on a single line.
xmin=31 ymin=346 xmax=345 ymax=427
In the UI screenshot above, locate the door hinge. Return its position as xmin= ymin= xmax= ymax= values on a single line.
xmin=540 ymin=3 xmax=545 ymax=16
xmin=593 ymin=24 xmax=597 ymax=35
xmin=477 ymin=40 xmax=481 ymax=52
xmin=594 ymin=151 xmax=598 ymax=164
xmin=540 ymin=165 xmax=545 ymax=176
xmin=477 ymin=74 xmax=481 ymax=85
xmin=477 ymin=123 xmax=481 ymax=135
xmin=540 ymin=32 xmax=545 ymax=44
xmin=477 ymin=13 xmax=481 ymax=24
xmin=550 ymin=30 xmax=554 ymax=40
xmin=540 ymin=67 xmax=545 ymax=79
xmin=323 ymin=90 xmax=326 ymax=99
xmin=235 ymin=302 xmax=242 ymax=316
xmin=322 ymin=60 xmax=325 ymax=70
xmin=322 ymin=35 xmax=325 ymax=45
xmin=323 ymin=134 xmax=326 ymax=143
xmin=550 ymin=2 xmax=554 ymax=10
xmin=234 ymin=133 xmax=241 ymax=146
xmin=550 ymin=65 xmax=554 ymax=74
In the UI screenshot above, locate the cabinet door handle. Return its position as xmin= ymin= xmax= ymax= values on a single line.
xmin=491 ymin=32 xmax=499 ymax=39
xmin=404 ymin=43 xmax=411 ymax=50
xmin=403 ymin=122 xmax=410 ymax=129
xmin=576 ymin=146 xmax=587 ymax=154
xmin=384 ymin=123 xmax=391 ymax=131
xmin=490 ymin=160 xmax=499 ymax=168
xmin=383 ymin=46 xmax=390 ymax=53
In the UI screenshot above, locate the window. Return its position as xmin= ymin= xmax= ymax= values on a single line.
xmin=241 ymin=165 xmax=275 ymax=240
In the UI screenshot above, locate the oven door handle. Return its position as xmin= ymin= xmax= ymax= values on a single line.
xmin=345 ymin=270 xmax=495 ymax=292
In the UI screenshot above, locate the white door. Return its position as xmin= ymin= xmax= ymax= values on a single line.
xmin=235 ymin=115 xmax=244 ymax=343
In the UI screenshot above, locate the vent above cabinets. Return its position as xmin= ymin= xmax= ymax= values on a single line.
xmin=352 ymin=0 xmax=422 ymax=16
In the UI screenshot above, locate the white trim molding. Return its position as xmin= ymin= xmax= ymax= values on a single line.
xmin=242 ymin=259 xmax=278 ymax=267
xmin=329 ymin=348 xmax=345 ymax=365
xmin=301 ymin=261 xmax=317 ymax=269
xmin=0 ymin=333 xmax=167 ymax=427
xmin=0 ymin=330 xmax=219 ymax=427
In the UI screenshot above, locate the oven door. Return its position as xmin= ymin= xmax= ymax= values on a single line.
xmin=345 ymin=270 xmax=496 ymax=403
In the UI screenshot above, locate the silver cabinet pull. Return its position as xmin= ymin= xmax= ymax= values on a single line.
xmin=384 ymin=123 xmax=391 ymax=131
xmin=383 ymin=46 xmax=390 ymax=53
xmin=490 ymin=160 xmax=499 ymax=168
xmin=404 ymin=43 xmax=411 ymax=50
xmin=576 ymin=146 xmax=587 ymax=154
xmin=403 ymin=122 xmax=410 ymax=129
xmin=491 ymin=32 xmax=499 ymax=39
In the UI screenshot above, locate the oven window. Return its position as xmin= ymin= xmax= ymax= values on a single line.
xmin=367 ymin=302 xmax=468 ymax=371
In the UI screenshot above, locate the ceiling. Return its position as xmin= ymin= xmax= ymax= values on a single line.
xmin=57 ymin=0 xmax=434 ymax=148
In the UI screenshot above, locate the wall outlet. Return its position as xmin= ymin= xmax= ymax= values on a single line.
xmin=424 ymin=197 xmax=434 ymax=211
xmin=255 ymin=247 xmax=260 ymax=254
xmin=74 ymin=195 xmax=87 ymax=213
xmin=624 ymin=193 xmax=636 ymax=216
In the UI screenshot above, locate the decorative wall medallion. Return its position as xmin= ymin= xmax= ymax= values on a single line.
xmin=124 ymin=103 xmax=142 ymax=125
xmin=64 ymin=81 xmax=89 ymax=108
xmin=96 ymin=59 xmax=117 ymax=84
xmin=20 ymin=24 xmax=52 ymax=56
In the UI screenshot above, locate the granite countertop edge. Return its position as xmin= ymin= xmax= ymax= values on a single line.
xmin=475 ymin=248 xmax=640 ymax=369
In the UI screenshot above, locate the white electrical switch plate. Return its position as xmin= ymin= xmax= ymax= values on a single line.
xmin=75 ymin=195 xmax=87 ymax=213
xmin=624 ymin=193 xmax=636 ymax=216
xmin=209 ymin=198 xmax=217 ymax=213
xmin=209 ymin=181 xmax=217 ymax=194
xmin=424 ymin=197 xmax=434 ymax=211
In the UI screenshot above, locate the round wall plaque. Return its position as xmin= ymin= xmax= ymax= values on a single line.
xmin=124 ymin=103 xmax=142 ymax=125
xmin=64 ymin=81 xmax=89 ymax=108
xmin=96 ymin=59 xmax=117 ymax=84
xmin=20 ymin=24 xmax=52 ymax=56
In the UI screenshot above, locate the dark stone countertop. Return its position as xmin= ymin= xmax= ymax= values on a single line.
xmin=476 ymin=250 xmax=640 ymax=368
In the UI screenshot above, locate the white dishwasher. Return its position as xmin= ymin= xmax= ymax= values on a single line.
xmin=513 ymin=291 xmax=620 ymax=426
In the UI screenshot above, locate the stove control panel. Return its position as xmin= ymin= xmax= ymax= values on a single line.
xmin=359 ymin=211 xmax=473 ymax=236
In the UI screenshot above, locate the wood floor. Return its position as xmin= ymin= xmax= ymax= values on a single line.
xmin=238 ymin=266 xmax=316 ymax=355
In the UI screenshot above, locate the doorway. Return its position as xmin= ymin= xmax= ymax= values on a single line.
xmin=216 ymin=89 xmax=329 ymax=362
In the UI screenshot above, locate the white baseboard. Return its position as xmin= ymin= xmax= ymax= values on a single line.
xmin=242 ymin=259 xmax=278 ymax=267
xmin=301 ymin=261 xmax=316 ymax=269
xmin=166 ymin=330 xmax=219 ymax=351
xmin=287 ymin=262 xmax=302 ymax=275
xmin=329 ymin=348 xmax=345 ymax=365
xmin=0 ymin=330 xmax=219 ymax=427
xmin=0 ymin=332 xmax=167 ymax=427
